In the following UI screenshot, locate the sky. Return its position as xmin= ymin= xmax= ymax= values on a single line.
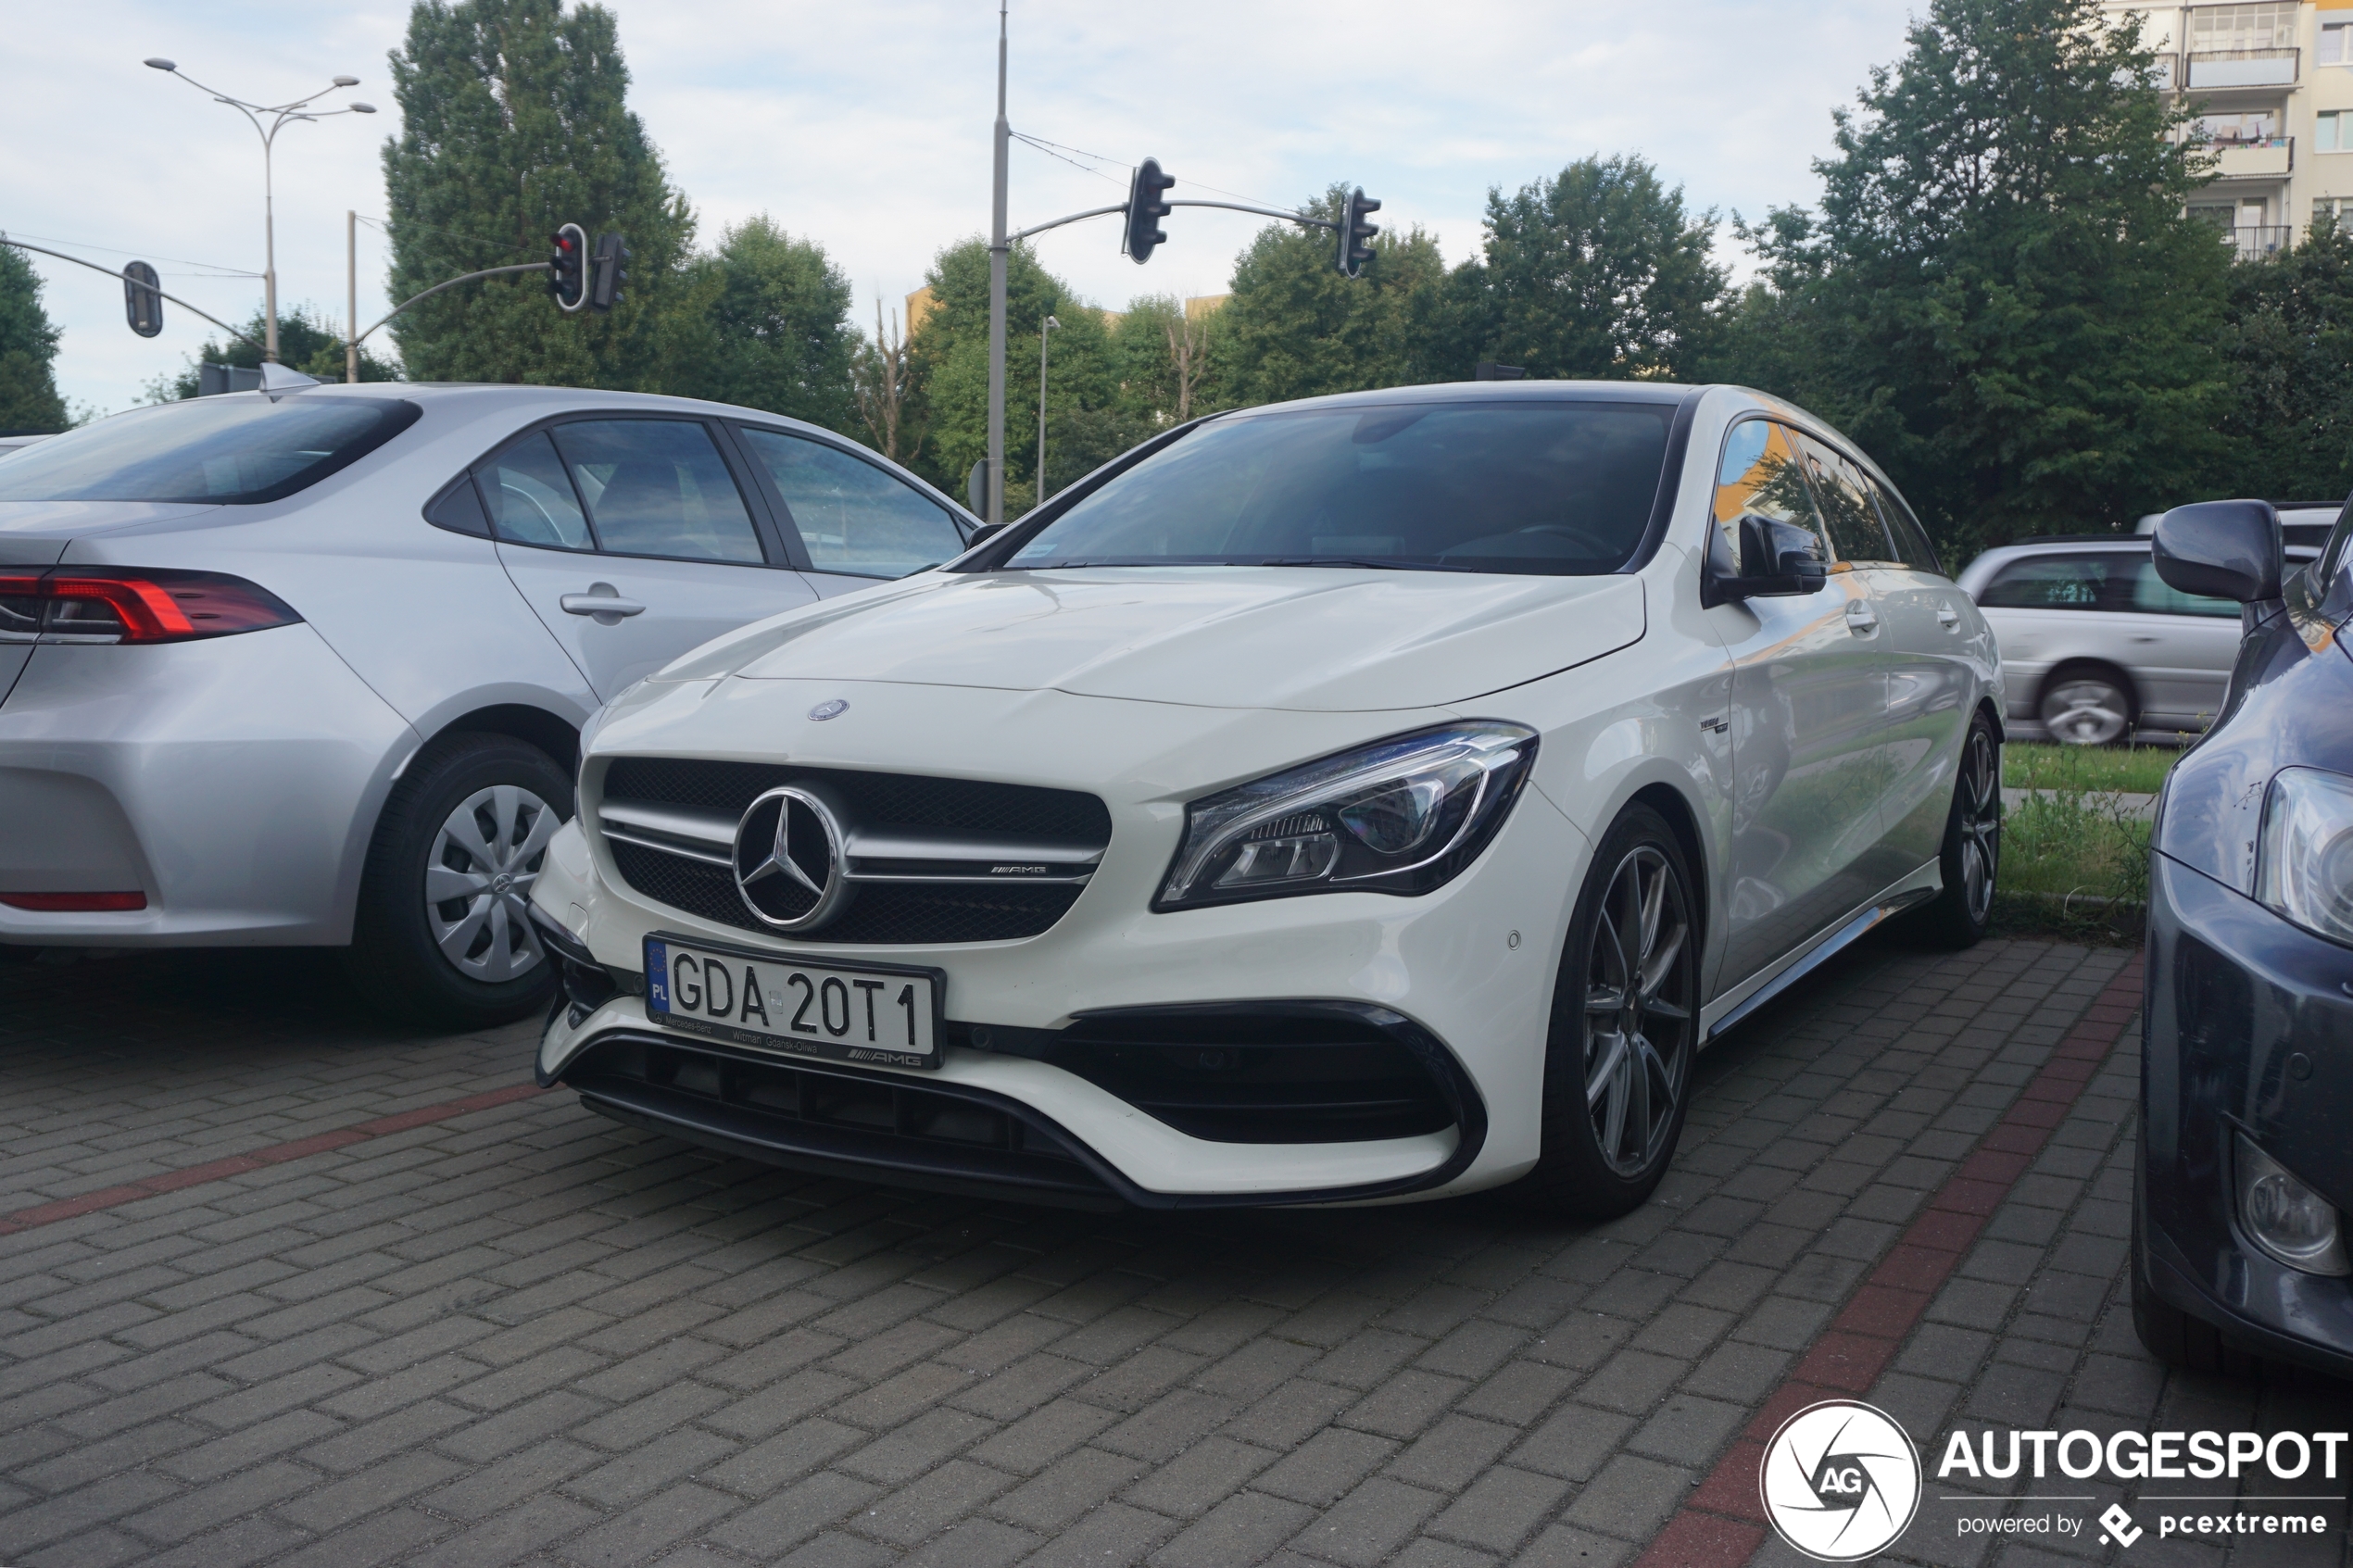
xmin=2 ymin=1 xmax=1919 ymax=419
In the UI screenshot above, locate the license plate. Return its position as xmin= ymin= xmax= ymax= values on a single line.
xmin=643 ymin=934 xmax=943 ymax=1070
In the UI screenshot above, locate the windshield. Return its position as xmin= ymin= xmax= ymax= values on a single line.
xmin=0 ymin=395 xmax=421 ymax=505
xmin=1002 ymin=400 xmax=1675 ymax=576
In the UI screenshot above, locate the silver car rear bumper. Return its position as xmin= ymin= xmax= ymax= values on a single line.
xmin=0 ymin=625 xmax=415 ymax=946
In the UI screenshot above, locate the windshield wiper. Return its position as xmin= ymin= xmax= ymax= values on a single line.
xmin=1256 ymin=557 xmax=1481 ymax=573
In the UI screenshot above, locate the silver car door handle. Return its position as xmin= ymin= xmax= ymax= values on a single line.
xmin=1936 ymin=606 xmax=1960 ymax=630
xmin=1845 ymin=607 xmax=1880 ymax=634
xmin=561 ymin=592 xmax=646 ymax=617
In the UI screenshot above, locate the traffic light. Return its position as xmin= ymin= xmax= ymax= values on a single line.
xmin=589 ymin=232 xmax=629 ymax=311
xmin=1124 ymin=158 xmax=1176 ymax=264
xmin=1337 ymin=188 xmax=1382 ymax=279
xmin=122 ymin=261 xmax=163 ymax=337
xmin=549 ymin=223 xmax=586 ymax=312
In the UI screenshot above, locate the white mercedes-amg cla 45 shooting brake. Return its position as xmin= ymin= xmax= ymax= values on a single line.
xmin=531 ymin=382 xmax=2005 ymax=1216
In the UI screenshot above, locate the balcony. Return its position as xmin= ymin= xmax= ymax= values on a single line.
xmin=2230 ymin=224 xmax=2294 ymax=260
xmin=2187 ymin=47 xmax=2300 ymax=88
xmin=2211 ymin=138 xmax=2295 ymax=177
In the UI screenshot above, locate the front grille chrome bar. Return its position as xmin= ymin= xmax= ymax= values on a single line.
xmin=599 ymin=795 xmax=1106 ymax=887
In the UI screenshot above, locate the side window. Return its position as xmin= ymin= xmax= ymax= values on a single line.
xmin=738 ymin=428 xmax=967 ymax=579
xmin=1712 ymin=420 xmax=1827 ymax=567
xmin=547 ymin=420 xmax=765 ymax=565
xmin=1793 ymin=434 xmax=1897 ymax=566
xmin=1977 ymin=554 xmax=2120 ymax=610
xmin=2126 ymin=559 xmax=2238 ymax=618
xmin=1865 ymin=475 xmax=1944 ymax=576
xmin=482 ymin=432 xmax=592 ymax=551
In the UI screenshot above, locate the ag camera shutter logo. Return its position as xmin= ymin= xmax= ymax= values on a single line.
xmin=1760 ymin=1399 xmax=1923 ymax=1561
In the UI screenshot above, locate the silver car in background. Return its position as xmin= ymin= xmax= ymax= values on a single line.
xmin=1958 ymin=524 xmax=2325 ymax=745
xmin=0 ymin=383 xmax=974 ymax=1024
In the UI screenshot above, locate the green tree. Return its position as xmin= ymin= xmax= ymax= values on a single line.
xmin=1116 ymin=293 xmax=1230 ymax=425
xmin=661 ymin=215 xmax=857 ymax=431
xmin=907 ymin=238 xmax=1140 ymax=511
xmin=1455 ymin=155 xmax=1724 ymax=380
xmin=0 ymin=246 xmax=69 ymax=433
xmin=2215 ymin=219 xmax=2353 ymax=501
xmin=1705 ymin=0 xmax=2233 ymax=560
xmin=148 ymin=305 xmax=401 ymax=400
xmin=381 ymin=0 xmax=693 ymax=387
xmin=1218 ymin=187 xmax=1459 ymax=407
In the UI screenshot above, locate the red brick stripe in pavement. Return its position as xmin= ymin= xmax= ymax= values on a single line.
xmin=1635 ymin=952 xmax=2149 ymax=1568
xmin=0 ymin=1081 xmax=546 ymax=1237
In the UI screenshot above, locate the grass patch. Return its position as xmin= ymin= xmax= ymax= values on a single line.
xmin=2003 ymin=741 xmax=2179 ymax=795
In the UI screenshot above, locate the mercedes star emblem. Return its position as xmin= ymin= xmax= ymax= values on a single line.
xmin=808 ymin=699 xmax=849 ymax=721
xmin=732 ymin=785 xmax=852 ymax=931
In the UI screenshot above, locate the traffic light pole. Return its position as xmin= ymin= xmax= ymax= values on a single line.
xmin=348 ymin=262 xmax=551 ymax=356
xmin=986 ymin=4 xmax=1012 ymax=526
xmin=0 ymin=235 xmax=265 ymax=354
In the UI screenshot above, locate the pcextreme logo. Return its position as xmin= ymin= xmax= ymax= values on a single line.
xmin=1759 ymin=1399 xmax=1923 ymax=1562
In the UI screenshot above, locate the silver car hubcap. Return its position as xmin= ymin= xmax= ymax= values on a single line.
xmin=1957 ymin=730 xmax=2000 ymax=923
xmin=2041 ymin=680 xmax=2129 ymax=746
xmin=1582 ymin=845 xmax=1693 ymax=1178
xmin=427 ymin=784 xmax=559 ymax=984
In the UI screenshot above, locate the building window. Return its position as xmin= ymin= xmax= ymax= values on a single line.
xmin=2324 ymin=111 xmax=2347 ymax=152
xmin=2190 ymin=3 xmax=2298 ymax=54
xmin=2322 ymin=21 xmax=2353 ymax=65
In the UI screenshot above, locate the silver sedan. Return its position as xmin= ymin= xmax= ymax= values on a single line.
xmin=0 ymin=380 xmax=974 ymax=1024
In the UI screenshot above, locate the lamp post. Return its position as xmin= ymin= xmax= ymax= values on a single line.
xmin=144 ymin=57 xmax=375 ymax=364
xmin=1035 ymin=315 xmax=1059 ymax=509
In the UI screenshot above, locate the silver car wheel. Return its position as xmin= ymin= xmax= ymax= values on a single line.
xmin=1957 ymin=727 xmax=2001 ymax=923
xmin=2040 ymin=678 xmax=2131 ymax=746
xmin=1582 ymin=845 xmax=1693 ymax=1178
xmin=425 ymin=784 xmax=558 ymax=983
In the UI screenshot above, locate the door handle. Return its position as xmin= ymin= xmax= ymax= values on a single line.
xmin=2130 ymin=635 xmax=2159 ymax=644
xmin=560 ymin=588 xmax=646 ymax=618
xmin=1936 ymin=606 xmax=1960 ymax=630
xmin=1845 ymin=606 xmax=1880 ymax=635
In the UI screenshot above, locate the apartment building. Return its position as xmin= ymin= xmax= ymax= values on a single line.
xmin=2106 ymin=0 xmax=2353 ymax=255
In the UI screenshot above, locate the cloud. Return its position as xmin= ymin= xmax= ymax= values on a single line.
xmin=3 ymin=0 xmax=1913 ymax=416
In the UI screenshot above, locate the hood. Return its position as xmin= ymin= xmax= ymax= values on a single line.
xmin=0 ymin=501 xmax=224 ymax=566
xmin=710 ymin=567 xmax=1645 ymax=712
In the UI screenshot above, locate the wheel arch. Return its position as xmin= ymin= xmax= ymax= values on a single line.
xmin=417 ymin=702 xmax=582 ymax=774
xmin=1626 ymin=780 xmax=1710 ymax=952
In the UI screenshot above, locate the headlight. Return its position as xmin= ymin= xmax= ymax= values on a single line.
xmin=1154 ymin=722 xmax=1538 ymax=910
xmin=2255 ymin=766 xmax=2353 ymax=945
xmin=2235 ymin=1132 xmax=2350 ymax=1276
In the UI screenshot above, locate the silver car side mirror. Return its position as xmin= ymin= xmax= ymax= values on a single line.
xmin=2153 ymin=499 xmax=2283 ymax=631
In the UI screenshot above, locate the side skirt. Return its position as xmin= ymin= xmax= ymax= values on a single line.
xmin=1699 ymin=860 xmax=1943 ymax=1043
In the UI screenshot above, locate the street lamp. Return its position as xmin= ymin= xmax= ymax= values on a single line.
xmin=144 ymin=56 xmax=375 ymax=363
xmin=1036 ymin=315 xmax=1060 ymax=510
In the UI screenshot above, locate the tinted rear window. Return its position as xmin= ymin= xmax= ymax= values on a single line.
xmin=0 ymin=395 xmax=420 ymax=505
xmin=1978 ymin=553 xmax=2127 ymax=609
xmin=1002 ymin=401 xmax=1675 ymax=576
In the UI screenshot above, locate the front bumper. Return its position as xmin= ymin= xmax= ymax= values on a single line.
xmin=531 ymin=731 xmax=1592 ymax=1204
xmin=0 ymin=626 xmax=417 ymax=947
xmin=2141 ymin=850 xmax=2353 ymax=1377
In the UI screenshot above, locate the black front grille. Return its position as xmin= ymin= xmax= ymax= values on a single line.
xmin=599 ymin=759 xmax=1107 ymax=945
xmin=609 ymin=839 xmax=1082 ymax=945
xmin=602 ymin=758 xmax=1111 ymax=843
xmin=561 ymin=1032 xmax=1118 ymax=1208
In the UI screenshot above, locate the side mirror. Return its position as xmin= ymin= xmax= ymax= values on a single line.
xmin=1705 ymin=512 xmax=1829 ymax=605
xmin=966 ymin=522 xmax=1004 ymax=548
xmin=2153 ymin=500 xmax=2282 ymax=608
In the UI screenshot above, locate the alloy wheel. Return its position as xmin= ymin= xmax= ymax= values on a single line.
xmin=2040 ymin=679 xmax=2130 ymax=746
xmin=1581 ymin=844 xmax=1695 ymax=1177
xmin=1957 ymin=728 xmax=2001 ymax=924
xmin=425 ymin=784 xmax=558 ymax=983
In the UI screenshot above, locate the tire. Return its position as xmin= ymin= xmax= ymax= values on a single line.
xmin=1913 ymin=711 xmax=2001 ymax=948
xmin=2038 ymin=666 xmax=2135 ymax=746
xmin=344 ymin=733 xmax=573 ymax=1029
xmin=2131 ymin=1148 xmax=2262 ymax=1377
xmin=1516 ymin=803 xmax=1701 ymax=1220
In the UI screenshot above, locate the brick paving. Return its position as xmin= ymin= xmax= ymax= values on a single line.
xmin=0 ymin=935 xmax=2344 ymax=1568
